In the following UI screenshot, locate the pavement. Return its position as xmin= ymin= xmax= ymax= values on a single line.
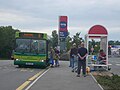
xmin=29 ymin=61 xmax=102 ymax=90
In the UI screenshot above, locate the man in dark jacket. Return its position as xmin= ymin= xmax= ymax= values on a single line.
xmin=77 ymin=43 xmax=88 ymax=77
xmin=70 ymin=43 xmax=78 ymax=72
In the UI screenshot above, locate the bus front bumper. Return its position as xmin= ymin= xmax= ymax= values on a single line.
xmin=14 ymin=60 xmax=47 ymax=68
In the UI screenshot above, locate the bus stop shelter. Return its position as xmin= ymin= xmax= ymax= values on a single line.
xmin=85 ymin=25 xmax=109 ymax=70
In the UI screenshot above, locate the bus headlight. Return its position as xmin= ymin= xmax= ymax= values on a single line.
xmin=16 ymin=59 xmax=19 ymax=61
xmin=41 ymin=60 xmax=44 ymax=62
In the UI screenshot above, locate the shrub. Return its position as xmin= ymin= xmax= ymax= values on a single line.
xmin=96 ymin=74 xmax=120 ymax=90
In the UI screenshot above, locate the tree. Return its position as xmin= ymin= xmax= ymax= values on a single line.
xmin=65 ymin=32 xmax=84 ymax=51
xmin=66 ymin=35 xmax=72 ymax=51
xmin=47 ymin=35 xmax=54 ymax=51
xmin=72 ymin=32 xmax=83 ymax=47
xmin=108 ymin=40 xmax=115 ymax=45
xmin=108 ymin=40 xmax=120 ymax=45
xmin=115 ymin=40 xmax=120 ymax=45
xmin=0 ymin=26 xmax=17 ymax=58
xmin=51 ymin=30 xmax=58 ymax=48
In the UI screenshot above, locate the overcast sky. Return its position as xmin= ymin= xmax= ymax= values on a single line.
xmin=0 ymin=0 xmax=120 ymax=40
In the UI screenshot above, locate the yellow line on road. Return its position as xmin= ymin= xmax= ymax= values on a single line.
xmin=28 ymin=69 xmax=45 ymax=81
xmin=16 ymin=69 xmax=47 ymax=90
xmin=16 ymin=81 xmax=31 ymax=90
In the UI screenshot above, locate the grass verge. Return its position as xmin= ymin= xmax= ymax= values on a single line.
xmin=95 ymin=74 xmax=120 ymax=90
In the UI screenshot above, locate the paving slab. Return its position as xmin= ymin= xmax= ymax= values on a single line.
xmin=30 ymin=61 xmax=102 ymax=90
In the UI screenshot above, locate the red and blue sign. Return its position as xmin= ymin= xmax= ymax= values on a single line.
xmin=59 ymin=31 xmax=68 ymax=37
xmin=59 ymin=16 xmax=68 ymax=32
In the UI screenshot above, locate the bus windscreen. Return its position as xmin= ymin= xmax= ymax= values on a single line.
xmin=15 ymin=39 xmax=46 ymax=54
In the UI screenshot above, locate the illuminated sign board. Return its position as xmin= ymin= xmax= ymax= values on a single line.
xmin=16 ymin=32 xmax=47 ymax=39
xmin=23 ymin=34 xmax=33 ymax=37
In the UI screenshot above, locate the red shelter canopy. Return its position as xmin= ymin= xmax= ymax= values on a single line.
xmin=88 ymin=25 xmax=108 ymax=35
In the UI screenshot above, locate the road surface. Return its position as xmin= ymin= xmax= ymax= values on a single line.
xmin=0 ymin=60 xmax=44 ymax=90
xmin=0 ymin=58 xmax=119 ymax=90
xmin=109 ymin=57 xmax=120 ymax=75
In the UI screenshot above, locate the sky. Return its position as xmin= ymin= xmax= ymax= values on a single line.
xmin=0 ymin=0 xmax=120 ymax=40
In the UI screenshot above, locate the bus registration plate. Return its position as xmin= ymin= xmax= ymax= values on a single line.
xmin=26 ymin=63 xmax=34 ymax=65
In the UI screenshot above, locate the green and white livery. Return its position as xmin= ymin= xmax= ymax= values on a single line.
xmin=14 ymin=32 xmax=49 ymax=68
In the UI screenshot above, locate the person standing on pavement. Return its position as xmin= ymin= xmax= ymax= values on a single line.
xmin=70 ymin=43 xmax=78 ymax=72
xmin=54 ymin=47 xmax=60 ymax=67
xmin=77 ymin=42 xmax=88 ymax=77
xmin=50 ymin=47 xmax=55 ymax=67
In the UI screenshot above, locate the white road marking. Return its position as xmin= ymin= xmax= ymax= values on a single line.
xmin=90 ymin=73 xmax=104 ymax=90
xmin=108 ymin=64 xmax=112 ymax=65
xmin=21 ymin=69 xmax=27 ymax=72
xmin=25 ymin=68 xmax=50 ymax=90
xmin=116 ymin=64 xmax=120 ymax=66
